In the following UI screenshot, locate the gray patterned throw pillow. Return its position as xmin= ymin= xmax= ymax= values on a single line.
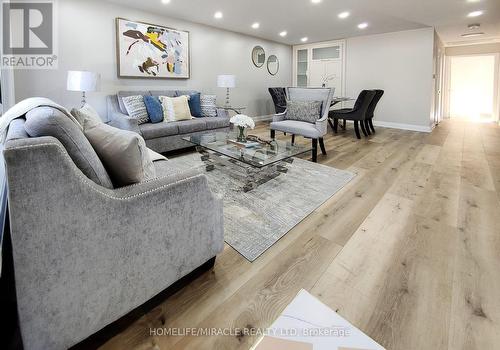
xmin=122 ymin=95 xmax=149 ymax=124
xmin=200 ymin=95 xmax=217 ymax=117
xmin=285 ymin=100 xmax=322 ymax=123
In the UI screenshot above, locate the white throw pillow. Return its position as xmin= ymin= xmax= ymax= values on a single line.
xmin=200 ymin=95 xmax=217 ymax=117
xmin=71 ymin=103 xmax=103 ymax=127
xmin=122 ymin=95 xmax=149 ymax=124
xmin=83 ymin=121 xmax=155 ymax=186
xmin=159 ymin=95 xmax=193 ymax=122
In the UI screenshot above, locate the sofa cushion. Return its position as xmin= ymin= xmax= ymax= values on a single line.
xmin=202 ymin=117 xmax=230 ymax=130
xmin=200 ymin=95 xmax=217 ymax=117
xmin=143 ymin=96 xmax=164 ymax=123
xmin=24 ymin=107 xmax=114 ymax=189
xmin=149 ymin=90 xmax=176 ymax=98
xmin=122 ymin=95 xmax=150 ymax=124
xmin=118 ymin=91 xmax=149 ymax=114
xmin=176 ymin=119 xmax=207 ymax=134
xmin=71 ymin=103 xmax=103 ymax=126
xmin=177 ymin=92 xmax=202 ymax=118
xmin=175 ymin=90 xmax=199 ymax=97
xmin=139 ymin=122 xmax=179 ymax=139
xmin=83 ymin=122 xmax=155 ymax=187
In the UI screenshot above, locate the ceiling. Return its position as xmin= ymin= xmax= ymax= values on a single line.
xmin=109 ymin=0 xmax=500 ymax=46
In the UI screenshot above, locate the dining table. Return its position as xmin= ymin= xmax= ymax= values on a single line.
xmin=330 ymin=97 xmax=355 ymax=130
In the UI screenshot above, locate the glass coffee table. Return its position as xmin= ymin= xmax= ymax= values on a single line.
xmin=183 ymin=131 xmax=311 ymax=192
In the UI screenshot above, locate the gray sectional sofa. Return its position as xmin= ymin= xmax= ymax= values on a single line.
xmin=2 ymin=108 xmax=224 ymax=349
xmin=107 ymin=90 xmax=231 ymax=153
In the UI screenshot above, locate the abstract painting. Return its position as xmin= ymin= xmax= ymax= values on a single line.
xmin=116 ymin=18 xmax=190 ymax=79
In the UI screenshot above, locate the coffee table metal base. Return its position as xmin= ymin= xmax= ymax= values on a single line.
xmin=196 ymin=147 xmax=292 ymax=192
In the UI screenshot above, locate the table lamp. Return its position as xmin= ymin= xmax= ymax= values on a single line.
xmin=67 ymin=71 xmax=99 ymax=107
xmin=217 ymin=74 xmax=236 ymax=107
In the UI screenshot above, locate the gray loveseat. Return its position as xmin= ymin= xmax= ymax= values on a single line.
xmin=3 ymin=108 xmax=224 ymax=349
xmin=107 ymin=90 xmax=231 ymax=153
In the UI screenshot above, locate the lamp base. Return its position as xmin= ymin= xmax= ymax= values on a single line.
xmin=225 ymin=88 xmax=231 ymax=108
xmin=80 ymin=91 xmax=86 ymax=108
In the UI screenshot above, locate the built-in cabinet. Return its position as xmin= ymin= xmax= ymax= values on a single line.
xmin=293 ymin=40 xmax=345 ymax=97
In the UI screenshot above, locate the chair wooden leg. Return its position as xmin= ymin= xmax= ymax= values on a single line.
xmin=360 ymin=120 xmax=369 ymax=137
xmin=270 ymin=129 xmax=275 ymax=139
xmin=364 ymin=120 xmax=371 ymax=135
xmin=328 ymin=118 xmax=335 ymax=132
xmin=369 ymin=119 xmax=375 ymax=133
xmin=353 ymin=121 xmax=361 ymax=139
xmin=319 ymin=138 xmax=327 ymax=155
xmin=291 ymin=134 xmax=295 ymax=145
xmin=312 ymin=139 xmax=318 ymax=163
xmin=333 ymin=118 xmax=338 ymax=133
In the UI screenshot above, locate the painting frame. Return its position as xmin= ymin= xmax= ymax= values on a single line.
xmin=115 ymin=17 xmax=190 ymax=80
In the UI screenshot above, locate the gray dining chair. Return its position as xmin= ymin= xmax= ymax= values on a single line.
xmin=270 ymin=87 xmax=334 ymax=162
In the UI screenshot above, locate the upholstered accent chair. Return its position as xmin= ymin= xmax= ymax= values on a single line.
xmin=364 ymin=89 xmax=384 ymax=134
xmin=268 ymin=87 xmax=287 ymax=114
xmin=329 ymin=90 xmax=376 ymax=139
xmin=270 ymin=87 xmax=334 ymax=162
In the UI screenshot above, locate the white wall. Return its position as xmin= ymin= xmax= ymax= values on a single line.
xmin=345 ymin=28 xmax=435 ymax=131
xmin=13 ymin=0 xmax=292 ymax=119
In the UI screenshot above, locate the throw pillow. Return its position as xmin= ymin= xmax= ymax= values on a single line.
xmin=159 ymin=95 xmax=193 ymax=122
xmin=285 ymin=100 xmax=323 ymax=124
xmin=24 ymin=106 xmax=114 ymax=189
xmin=200 ymin=95 xmax=217 ymax=117
xmin=71 ymin=103 xmax=103 ymax=127
xmin=185 ymin=92 xmax=202 ymax=117
xmin=143 ymin=95 xmax=164 ymax=123
xmin=122 ymin=95 xmax=149 ymax=124
xmin=83 ymin=121 xmax=156 ymax=187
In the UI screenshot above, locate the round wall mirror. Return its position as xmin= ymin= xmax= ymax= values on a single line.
xmin=267 ymin=55 xmax=279 ymax=75
xmin=252 ymin=46 xmax=266 ymax=68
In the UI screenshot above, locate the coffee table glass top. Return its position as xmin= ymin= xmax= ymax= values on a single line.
xmin=183 ymin=131 xmax=311 ymax=168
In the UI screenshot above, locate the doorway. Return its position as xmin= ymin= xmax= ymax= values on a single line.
xmin=446 ymin=54 xmax=499 ymax=123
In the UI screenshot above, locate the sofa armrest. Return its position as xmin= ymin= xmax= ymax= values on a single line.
xmin=216 ymin=108 xmax=230 ymax=119
xmin=3 ymin=137 xmax=224 ymax=349
xmin=273 ymin=111 xmax=287 ymax=122
xmin=106 ymin=95 xmax=141 ymax=134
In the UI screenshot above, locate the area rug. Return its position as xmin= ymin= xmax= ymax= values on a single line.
xmin=168 ymin=153 xmax=355 ymax=261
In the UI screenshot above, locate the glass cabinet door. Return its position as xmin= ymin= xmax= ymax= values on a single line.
xmin=312 ymin=46 xmax=340 ymax=60
xmin=297 ymin=49 xmax=308 ymax=87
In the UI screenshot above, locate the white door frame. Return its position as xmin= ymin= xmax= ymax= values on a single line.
xmin=444 ymin=53 xmax=500 ymax=122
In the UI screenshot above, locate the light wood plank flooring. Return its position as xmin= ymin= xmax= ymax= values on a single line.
xmin=101 ymin=119 xmax=500 ymax=350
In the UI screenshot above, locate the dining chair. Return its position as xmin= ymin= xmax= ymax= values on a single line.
xmin=364 ymin=90 xmax=384 ymax=134
xmin=270 ymin=87 xmax=334 ymax=162
xmin=328 ymin=90 xmax=376 ymax=139
xmin=268 ymin=87 xmax=287 ymax=114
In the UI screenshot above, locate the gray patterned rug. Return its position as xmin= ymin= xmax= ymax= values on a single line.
xmin=169 ymin=153 xmax=355 ymax=261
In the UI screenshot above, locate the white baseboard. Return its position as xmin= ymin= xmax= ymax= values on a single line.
xmin=252 ymin=114 xmax=273 ymax=122
xmin=372 ymin=120 xmax=433 ymax=133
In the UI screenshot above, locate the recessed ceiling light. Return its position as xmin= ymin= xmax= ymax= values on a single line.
xmin=338 ymin=11 xmax=350 ymax=19
xmin=251 ymin=22 xmax=260 ymax=29
xmin=279 ymin=31 xmax=287 ymax=37
xmin=467 ymin=10 xmax=483 ymax=17
xmin=161 ymin=0 xmax=171 ymax=3
xmin=301 ymin=37 xmax=308 ymax=42
xmin=311 ymin=0 xmax=322 ymax=3
xmin=214 ymin=11 xmax=223 ymax=19
xmin=461 ymin=32 xmax=485 ymax=37
xmin=467 ymin=0 xmax=481 ymax=3
xmin=358 ymin=22 xmax=368 ymax=29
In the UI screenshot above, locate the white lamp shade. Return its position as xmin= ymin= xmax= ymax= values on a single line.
xmin=217 ymin=74 xmax=236 ymax=88
xmin=67 ymin=71 xmax=99 ymax=92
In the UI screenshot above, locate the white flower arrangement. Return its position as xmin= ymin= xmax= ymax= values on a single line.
xmin=230 ymin=114 xmax=255 ymax=129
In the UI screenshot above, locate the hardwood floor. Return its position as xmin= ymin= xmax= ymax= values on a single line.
xmin=100 ymin=119 xmax=500 ymax=350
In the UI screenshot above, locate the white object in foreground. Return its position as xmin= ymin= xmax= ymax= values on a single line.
xmin=230 ymin=114 xmax=255 ymax=129
xmin=254 ymin=289 xmax=385 ymax=350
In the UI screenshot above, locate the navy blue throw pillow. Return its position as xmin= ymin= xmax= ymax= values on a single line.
xmin=143 ymin=95 xmax=163 ymax=123
xmin=186 ymin=92 xmax=202 ymax=117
